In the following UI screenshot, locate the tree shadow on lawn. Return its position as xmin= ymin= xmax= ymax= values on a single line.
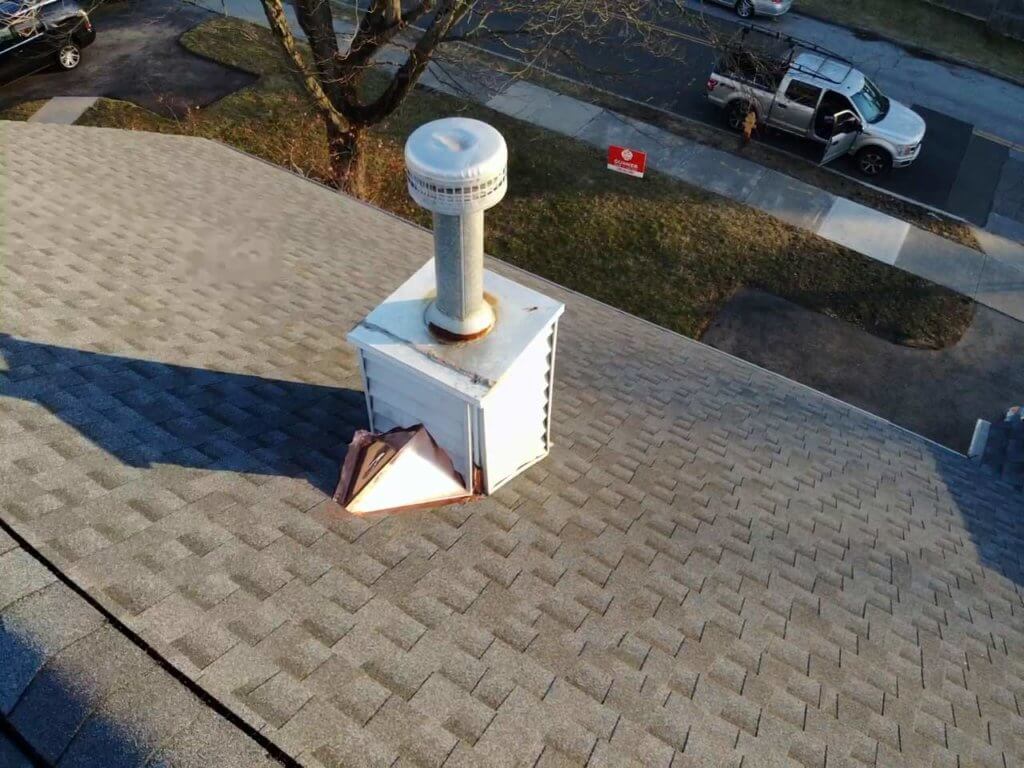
xmin=0 ymin=334 xmax=367 ymax=495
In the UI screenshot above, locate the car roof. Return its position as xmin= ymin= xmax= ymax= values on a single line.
xmin=790 ymin=51 xmax=864 ymax=94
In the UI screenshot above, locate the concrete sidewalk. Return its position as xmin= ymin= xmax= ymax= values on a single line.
xmin=28 ymin=96 xmax=97 ymax=125
xmin=189 ymin=0 xmax=1024 ymax=323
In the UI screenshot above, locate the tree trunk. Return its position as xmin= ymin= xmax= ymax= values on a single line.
xmin=326 ymin=120 xmax=366 ymax=197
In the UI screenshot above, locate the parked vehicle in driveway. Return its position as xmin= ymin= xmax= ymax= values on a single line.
xmin=705 ymin=26 xmax=926 ymax=176
xmin=0 ymin=0 xmax=95 ymax=84
xmin=706 ymin=0 xmax=793 ymax=19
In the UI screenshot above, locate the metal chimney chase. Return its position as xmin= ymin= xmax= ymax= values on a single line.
xmin=347 ymin=118 xmax=565 ymax=496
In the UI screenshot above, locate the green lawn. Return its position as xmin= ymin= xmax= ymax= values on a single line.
xmin=74 ymin=16 xmax=974 ymax=349
xmin=797 ymin=0 xmax=1024 ymax=83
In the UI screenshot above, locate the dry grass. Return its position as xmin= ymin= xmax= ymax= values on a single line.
xmin=181 ymin=15 xmax=298 ymax=77
xmin=0 ymin=99 xmax=49 ymax=121
xmin=75 ymin=16 xmax=974 ymax=348
xmin=797 ymin=0 xmax=1024 ymax=84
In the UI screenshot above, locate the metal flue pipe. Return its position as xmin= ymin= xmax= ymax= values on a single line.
xmin=405 ymin=118 xmax=508 ymax=339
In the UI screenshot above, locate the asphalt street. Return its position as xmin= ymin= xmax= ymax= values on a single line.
xmin=0 ymin=0 xmax=254 ymax=117
xmin=2 ymin=0 xmax=1018 ymax=227
xmin=468 ymin=2 xmax=1015 ymax=225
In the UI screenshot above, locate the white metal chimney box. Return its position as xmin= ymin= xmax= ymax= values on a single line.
xmin=347 ymin=117 xmax=564 ymax=495
xmin=347 ymin=262 xmax=563 ymax=495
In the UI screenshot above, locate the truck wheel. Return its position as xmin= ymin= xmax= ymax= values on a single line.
xmin=56 ymin=42 xmax=81 ymax=71
xmin=735 ymin=0 xmax=755 ymax=17
xmin=855 ymin=147 xmax=892 ymax=177
xmin=726 ymin=101 xmax=752 ymax=131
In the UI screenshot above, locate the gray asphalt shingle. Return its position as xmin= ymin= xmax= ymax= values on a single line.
xmin=1 ymin=120 xmax=1023 ymax=767
xmin=0 ymin=533 xmax=284 ymax=766
xmin=980 ymin=412 xmax=1024 ymax=489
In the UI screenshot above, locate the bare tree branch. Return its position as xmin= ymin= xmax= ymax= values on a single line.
xmin=256 ymin=0 xmax=707 ymax=193
xmin=259 ymin=0 xmax=350 ymax=134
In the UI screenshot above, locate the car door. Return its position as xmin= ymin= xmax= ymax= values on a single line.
xmin=0 ymin=22 xmax=22 ymax=81
xmin=812 ymin=90 xmax=856 ymax=142
xmin=768 ymin=77 xmax=822 ymax=136
xmin=821 ymin=109 xmax=862 ymax=165
xmin=11 ymin=11 xmax=51 ymax=73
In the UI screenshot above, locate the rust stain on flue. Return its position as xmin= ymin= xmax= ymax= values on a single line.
xmin=426 ymin=291 xmax=499 ymax=344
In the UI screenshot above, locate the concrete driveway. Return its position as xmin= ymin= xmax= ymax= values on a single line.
xmin=703 ymin=288 xmax=1024 ymax=452
xmin=0 ymin=0 xmax=255 ymax=118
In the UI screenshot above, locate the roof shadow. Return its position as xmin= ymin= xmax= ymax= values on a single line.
xmin=1 ymin=621 xmax=152 ymax=766
xmin=928 ymin=441 xmax=1024 ymax=589
xmin=0 ymin=334 xmax=367 ymax=495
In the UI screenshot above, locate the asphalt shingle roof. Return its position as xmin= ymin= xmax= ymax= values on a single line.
xmin=980 ymin=413 xmax=1024 ymax=491
xmin=0 ymin=526 xmax=284 ymax=766
xmin=1 ymin=120 xmax=1023 ymax=767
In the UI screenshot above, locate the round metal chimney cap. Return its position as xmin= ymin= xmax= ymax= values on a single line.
xmin=405 ymin=118 xmax=508 ymax=215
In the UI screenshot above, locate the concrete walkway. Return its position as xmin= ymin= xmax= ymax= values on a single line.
xmin=703 ymin=290 xmax=1024 ymax=452
xmin=189 ymin=0 xmax=1024 ymax=322
xmin=28 ymin=96 xmax=97 ymax=125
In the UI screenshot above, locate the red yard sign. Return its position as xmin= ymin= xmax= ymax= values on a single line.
xmin=607 ymin=145 xmax=647 ymax=178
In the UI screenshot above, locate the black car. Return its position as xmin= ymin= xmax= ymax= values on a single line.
xmin=0 ymin=0 xmax=95 ymax=84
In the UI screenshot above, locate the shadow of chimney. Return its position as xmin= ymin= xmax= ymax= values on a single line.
xmin=0 ymin=334 xmax=367 ymax=495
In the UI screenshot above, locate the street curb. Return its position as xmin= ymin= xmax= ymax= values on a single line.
xmin=579 ymin=90 xmax=979 ymax=231
xmin=792 ymin=8 xmax=1024 ymax=90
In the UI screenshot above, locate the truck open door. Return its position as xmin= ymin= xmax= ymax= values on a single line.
xmin=820 ymin=109 xmax=861 ymax=165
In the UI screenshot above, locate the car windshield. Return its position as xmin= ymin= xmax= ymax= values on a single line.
xmin=0 ymin=0 xmax=28 ymax=16
xmin=850 ymin=78 xmax=890 ymax=124
xmin=0 ymin=0 xmax=41 ymax=25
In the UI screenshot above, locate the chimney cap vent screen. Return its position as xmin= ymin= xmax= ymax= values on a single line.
xmin=405 ymin=117 xmax=507 ymax=215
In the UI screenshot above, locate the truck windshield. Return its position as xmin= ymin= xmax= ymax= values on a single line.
xmin=851 ymin=78 xmax=889 ymax=124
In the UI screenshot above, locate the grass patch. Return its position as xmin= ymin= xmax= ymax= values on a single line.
xmin=76 ymin=16 xmax=974 ymax=348
xmin=797 ymin=0 xmax=1024 ymax=83
xmin=181 ymin=15 xmax=297 ymax=76
xmin=0 ymin=99 xmax=49 ymax=121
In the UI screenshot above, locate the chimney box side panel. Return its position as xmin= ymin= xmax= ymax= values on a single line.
xmin=360 ymin=349 xmax=474 ymax=490
xmin=480 ymin=320 xmax=558 ymax=493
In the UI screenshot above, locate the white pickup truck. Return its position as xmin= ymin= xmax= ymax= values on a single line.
xmin=705 ymin=29 xmax=926 ymax=177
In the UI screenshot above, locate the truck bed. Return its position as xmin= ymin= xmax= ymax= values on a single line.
xmin=716 ymin=45 xmax=788 ymax=91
